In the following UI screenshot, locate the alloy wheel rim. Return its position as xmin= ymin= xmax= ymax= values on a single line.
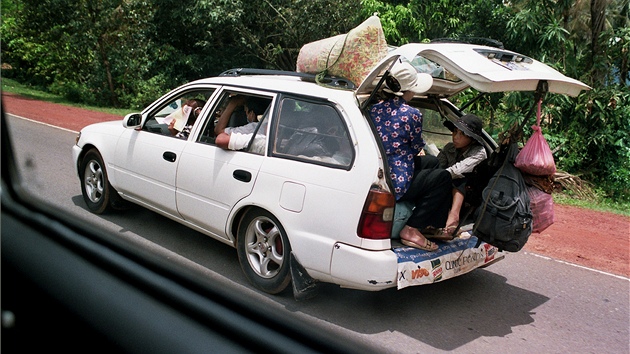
xmin=245 ymin=216 xmax=284 ymax=279
xmin=84 ymin=160 xmax=104 ymax=203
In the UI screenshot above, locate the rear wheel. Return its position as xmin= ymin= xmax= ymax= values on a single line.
xmin=237 ymin=209 xmax=291 ymax=294
xmin=80 ymin=149 xmax=113 ymax=214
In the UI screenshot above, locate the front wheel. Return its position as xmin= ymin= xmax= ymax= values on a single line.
xmin=79 ymin=149 xmax=113 ymax=214
xmin=237 ymin=209 xmax=291 ymax=294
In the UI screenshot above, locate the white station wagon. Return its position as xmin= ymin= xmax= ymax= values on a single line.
xmin=73 ymin=43 xmax=589 ymax=298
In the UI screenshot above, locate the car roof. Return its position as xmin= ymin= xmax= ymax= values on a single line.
xmin=379 ymin=43 xmax=590 ymax=97
xmin=189 ymin=71 xmax=358 ymax=102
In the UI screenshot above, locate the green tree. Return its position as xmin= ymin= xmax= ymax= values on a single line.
xmin=232 ymin=0 xmax=363 ymax=71
xmin=548 ymin=86 xmax=630 ymax=201
xmin=360 ymin=0 xmax=424 ymax=44
xmin=591 ymin=0 xmax=608 ymax=87
xmin=2 ymin=0 xmax=154 ymax=107
xmin=360 ymin=0 xmax=512 ymax=45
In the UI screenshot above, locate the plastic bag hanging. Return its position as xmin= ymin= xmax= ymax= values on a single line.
xmin=515 ymin=98 xmax=557 ymax=176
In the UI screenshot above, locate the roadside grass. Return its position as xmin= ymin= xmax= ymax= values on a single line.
xmin=553 ymin=193 xmax=630 ymax=217
xmin=3 ymin=79 xmax=629 ymax=217
xmin=2 ymin=78 xmax=134 ymax=116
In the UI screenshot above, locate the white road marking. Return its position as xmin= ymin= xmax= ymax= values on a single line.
xmin=524 ymin=251 xmax=630 ymax=281
xmin=8 ymin=113 xmax=80 ymax=133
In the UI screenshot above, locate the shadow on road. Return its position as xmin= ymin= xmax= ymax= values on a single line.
xmin=70 ymin=194 xmax=549 ymax=351
xmin=281 ymin=270 xmax=548 ymax=351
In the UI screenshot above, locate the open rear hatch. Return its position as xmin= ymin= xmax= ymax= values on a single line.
xmin=358 ymin=43 xmax=590 ymax=98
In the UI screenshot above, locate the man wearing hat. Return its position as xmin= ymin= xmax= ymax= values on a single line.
xmin=436 ymin=114 xmax=488 ymax=239
xmin=370 ymin=59 xmax=451 ymax=251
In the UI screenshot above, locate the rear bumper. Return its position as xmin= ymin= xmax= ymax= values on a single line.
xmin=328 ymin=235 xmax=504 ymax=291
xmin=329 ymin=242 xmax=398 ymax=291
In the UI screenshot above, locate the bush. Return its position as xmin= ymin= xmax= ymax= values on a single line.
xmin=118 ymin=74 xmax=171 ymax=110
xmin=49 ymin=81 xmax=83 ymax=103
xmin=549 ymin=86 xmax=630 ymax=202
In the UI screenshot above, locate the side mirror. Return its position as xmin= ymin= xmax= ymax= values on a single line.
xmin=123 ymin=113 xmax=142 ymax=128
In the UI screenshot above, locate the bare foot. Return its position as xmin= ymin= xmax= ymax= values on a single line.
xmin=443 ymin=213 xmax=460 ymax=237
xmin=445 ymin=214 xmax=459 ymax=232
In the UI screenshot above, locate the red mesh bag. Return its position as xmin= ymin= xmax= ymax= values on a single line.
xmin=515 ymin=99 xmax=557 ymax=176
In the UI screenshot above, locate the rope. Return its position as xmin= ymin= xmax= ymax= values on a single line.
xmin=315 ymin=33 xmax=350 ymax=89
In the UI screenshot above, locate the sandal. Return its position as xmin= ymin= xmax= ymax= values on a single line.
xmin=420 ymin=226 xmax=442 ymax=236
xmin=446 ymin=225 xmax=464 ymax=238
xmin=423 ymin=226 xmax=455 ymax=241
xmin=401 ymin=238 xmax=439 ymax=251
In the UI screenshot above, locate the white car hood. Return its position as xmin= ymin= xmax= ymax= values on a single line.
xmin=361 ymin=43 xmax=590 ymax=97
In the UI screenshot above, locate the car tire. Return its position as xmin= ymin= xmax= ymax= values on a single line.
xmin=237 ymin=209 xmax=292 ymax=294
xmin=80 ymin=149 xmax=114 ymax=214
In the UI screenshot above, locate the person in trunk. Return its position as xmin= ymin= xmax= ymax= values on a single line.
xmin=369 ymin=60 xmax=451 ymax=251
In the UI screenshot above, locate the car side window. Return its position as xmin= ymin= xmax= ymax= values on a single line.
xmin=144 ymin=89 xmax=215 ymax=138
xmin=272 ymin=98 xmax=353 ymax=168
xmin=197 ymin=91 xmax=273 ymax=154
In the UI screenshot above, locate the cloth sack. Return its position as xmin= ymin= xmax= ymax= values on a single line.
xmin=296 ymin=16 xmax=388 ymax=86
xmin=515 ymin=99 xmax=557 ymax=176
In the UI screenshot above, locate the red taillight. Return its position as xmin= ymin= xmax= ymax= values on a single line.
xmin=357 ymin=188 xmax=395 ymax=239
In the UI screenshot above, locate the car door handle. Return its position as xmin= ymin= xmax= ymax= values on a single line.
xmin=163 ymin=151 xmax=177 ymax=162
xmin=233 ymin=169 xmax=251 ymax=183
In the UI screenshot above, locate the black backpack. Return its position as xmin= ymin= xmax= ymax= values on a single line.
xmin=473 ymin=143 xmax=533 ymax=252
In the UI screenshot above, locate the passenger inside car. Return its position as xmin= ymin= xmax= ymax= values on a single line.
xmin=282 ymin=112 xmax=338 ymax=156
xmin=214 ymin=95 xmax=271 ymax=152
xmin=144 ymin=89 xmax=214 ymax=136
xmin=168 ymin=98 xmax=206 ymax=139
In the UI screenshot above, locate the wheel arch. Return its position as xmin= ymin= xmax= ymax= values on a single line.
xmin=77 ymin=145 xmax=128 ymax=212
xmin=230 ymin=205 xmax=299 ymax=246
xmin=76 ymin=144 xmax=98 ymax=173
xmin=232 ymin=205 xmax=319 ymax=298
xmin=230 ymin=205 xmax=272 ymax=243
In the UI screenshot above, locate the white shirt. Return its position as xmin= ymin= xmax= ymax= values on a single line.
xmin=225 ymin=121 xmax=267 ymax=153
xmin=438 ymin=143 xmax=487 ymax=179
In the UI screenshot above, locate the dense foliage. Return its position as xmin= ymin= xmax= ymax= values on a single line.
xmin=1 ymin=0 xmax=628 ymax=200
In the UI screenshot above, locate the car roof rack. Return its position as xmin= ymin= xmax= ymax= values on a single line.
xmin=219 ymin=68 xmax=356 ymax=90
xmin=431 ymin=37 xmax=504 ymax=49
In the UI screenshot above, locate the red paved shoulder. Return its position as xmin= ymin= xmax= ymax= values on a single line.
xmin=524 ymin=204 xmax=630 ymax=277
xmin=2 ymin=92 xmax=122 ymax=132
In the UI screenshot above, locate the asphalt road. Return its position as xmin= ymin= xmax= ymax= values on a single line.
xmin=6 ymin=114 xmax=629 ymax=354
